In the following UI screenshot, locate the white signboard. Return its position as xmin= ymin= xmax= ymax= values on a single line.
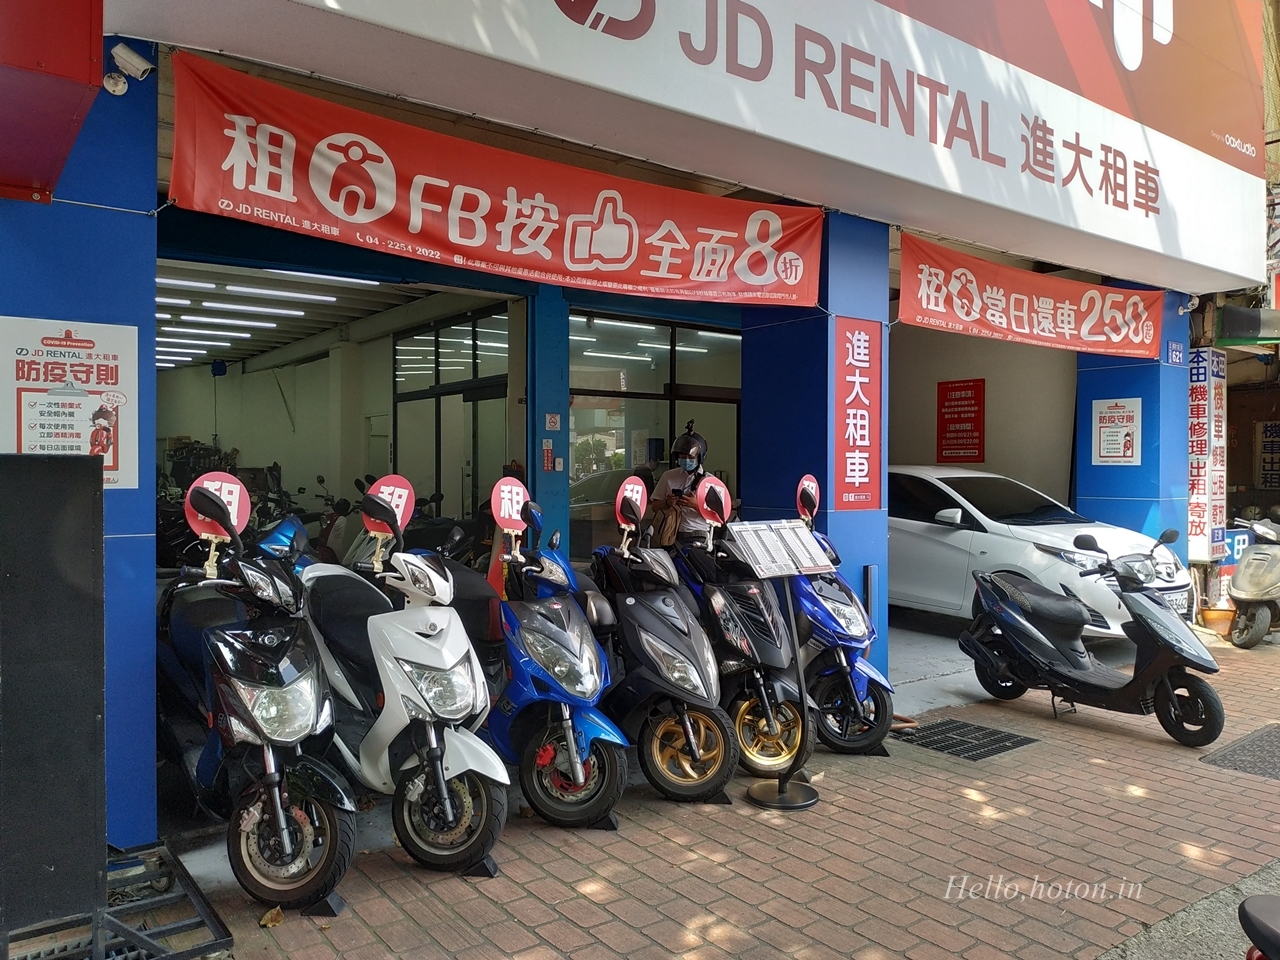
xmin=1091 ymin=398 xmax=1141 ymax=466
xmin=0 ymin=317 xmax=139 ymax=489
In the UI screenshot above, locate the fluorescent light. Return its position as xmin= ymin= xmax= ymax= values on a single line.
xmin=180 ymin=314 xmax=277 ymax=329
xmin=438 ymin=365 xmax=467 ymax=370
xmin=156 ymin=297 xmax=190 ymax=306
xmin=225 ymin=285 xmax=337 ymax=303
xmin=397 ymin=363 xmax=435 ymax=368
xmin=569 ymin=335 xmax=596 ymax=342
xmin=156 ymin=362 xmax=176 ymax=368
xmin=477 ymin=350 xmax=507 ymax=357
xmin=266 ymin=269 xmax=380 ymax=286
xmin=155 ymin=313 xmax=171 ymax=320
xmin=158 ymin=346 xmax=207 ymax=355
xmin=477 ymin=340 xmax=507 ymax=348
xmin=156 ymin=278 xmax=215 ymax=289
xmin=164 ymin=326 xmax=252 ymax=338
xmin=158 ymin=337 xmax=231 ymax=347
xmin=156 ymin=354 xmax=193 ymax=362
xmin=201 ymin=301 xmax=304 ymax=316
xmin=476 ymin=327 xmax=507 ymax=335
xmin=698 ymin=330 xmax=742 ymax=340
xmin=592 ymin=318 xmax=656 ymax=330
xmin=439 ymin=337 xmax=473 ymax=344
xmin=583 ymin=351 xmax=652 ymax=362
xmin=639 ymin=341 xmax=708 ymax=353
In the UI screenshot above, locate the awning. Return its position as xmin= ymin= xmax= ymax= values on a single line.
xmin=1218 ymin=305 xmax=1280 ymax=345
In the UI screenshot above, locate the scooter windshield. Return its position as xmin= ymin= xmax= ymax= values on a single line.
xmin=1127 ymin=592 xmax=1219 ymax=672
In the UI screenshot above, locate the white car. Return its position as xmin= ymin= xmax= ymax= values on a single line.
xmin=888 ymin=466 xmax=1194 ymax=637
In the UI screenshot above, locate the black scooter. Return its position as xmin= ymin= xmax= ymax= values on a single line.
xmin=960 ymin=529 xmax=1224 ymax=746
xmin=1240 ymin=895 xmax=1280 ymax=959
xmin=590 ymin=494 xmax=741 ymax=801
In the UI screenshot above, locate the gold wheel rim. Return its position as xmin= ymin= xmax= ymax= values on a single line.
xmin=733 ymin=698 xmax=801 ymax=771
xmin=650 ymin=713 xmax=725 ymax=786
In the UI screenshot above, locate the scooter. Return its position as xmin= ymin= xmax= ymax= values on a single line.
xmin=1227 ymin=518 xmax=1280 ymax=649
xmin=487 ymin=500 xmax=629 ymax=828
xmin=670 ymin=481 xmax=815 ymax=779
xmin=960 ymin=529 xmax=1225 ymax=746
xmin=299 ymin=493 xmax=509 ymax=871
xmin=791 ymin=483 xmax=895 ymax=754
xmin=590 ymin=491 xmax=740 ymax=802
xmin=1239 ymin=895 xmax=1280 ymax=959
xmin=157 ymin=483 xmax=357 ymax=909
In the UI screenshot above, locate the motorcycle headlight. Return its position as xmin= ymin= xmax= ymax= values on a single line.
xmin=521 ymin=628 xmax=601 ymax=699
xmin=534 ymin=558 xmax=571 ymax=588
xmin=398 ymin=656 xmax=475 ymax=721
xmin=1035 ymin=545 xmax=1097 ymax=570
xmin=820 ymin=595 xmax=870 ymax=638
xmin=404 ymin=560 xmax=437 ymax=598
xmin=273 ymin=576 xmax=297 ymax=612
xmin=229 ymin=671 xmax=317 ymax=745
xmin=240 ymin=564 xmax=279 ymax=604
xmin=638 ymin=628 xmax=707 ymax=699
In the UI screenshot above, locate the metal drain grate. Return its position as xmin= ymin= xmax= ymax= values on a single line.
xmin=891 ymin=719 xmax=1038 ymax=760
xmin=1201 ymin=723 xmax=1280 ymax=780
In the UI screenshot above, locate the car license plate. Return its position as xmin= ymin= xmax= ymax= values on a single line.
xmin=1163 ymin=590 xmax=1188 ymax=615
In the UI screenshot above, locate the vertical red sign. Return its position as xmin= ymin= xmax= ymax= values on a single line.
xmin=936 ymin=379 xmax=985 ymax=464
xmin=834 ymin=317 xmax=882 ymax=511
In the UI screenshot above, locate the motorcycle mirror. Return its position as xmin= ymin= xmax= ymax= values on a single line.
xmin=1159 ymin=528 xmax=1179 ymax=545
xmin=444 ymin=525 xmax=465 ymax=553
xmin=297 ymin=486 xmax=306 ymax=494
xmin=619 ymin=494 xmax=642 ymax=528
xmin=428 ymin=492 xmax=444 ymax=505
xmin=364 ymin=473 xmax=378 ymax=486
xmin=316 ymin=474 xmax=326 ymax=485
xmin=354 ymin=478 xmax=366 ymax=494
xmin=548 ymin=530 xmax=561 ymax=551
xmin=798 ymin=486 xmax=818 ymax=519
xmin=189 ymin=487 xmax=244 ymax=554
xmin=415 ymin=497 xmax=429 ymax=510
xmin=334 ymin=498 xmax=351 ymax=516
xmin=521 ymin=500 xmax=544 ymax=534
xmin=360 ymin=492 xmax=402 ymax=538
xmin=1073 ymin=533 xmax=1102 ymax=553
xmin=704 ymin=486 xmax=728 ymax=525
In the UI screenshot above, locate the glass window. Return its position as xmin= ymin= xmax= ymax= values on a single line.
xmin=569 ymin=314 xmax=668 ymax=394
xmin=675 ymin=400 xmax=737 ymax=498
xmin=437 ymin=322 xmax=474 ymax=384
xmin=675 ymin=328 xmax=741 ymax=389
xmin=940 ymin=475 xmax=1086 ymax=525
xmin=396 ymin=398 xmax=437 ymax=499
xmin=395 ymin=334 xmax=435 ymax=393
xmin=475 ymin=315 xmax=508 ymax=379
xmin=887 ymin=473 xmax=966 ymax=524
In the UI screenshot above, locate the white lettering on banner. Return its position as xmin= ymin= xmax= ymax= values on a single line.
xmin=200 ymin=478 xmax=243 ymax=520
xmin=375 ymin=483 xmax=410 ymax=523
xmin=499 ymin=483 xmax=525 ymax=523
xmin=1188 ymin=348 xmax=1227 ymax=562
xmin=622 ymin=482 xmax=645 ymax=505
xmin=222 ymin=114 xmax=297 ymax=201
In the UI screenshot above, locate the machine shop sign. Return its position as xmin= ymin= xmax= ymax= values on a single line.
xmin=169 ymin=53 xmax=822 ymax=307
xmin=899 ymin=235 xmax=1164 ymax=359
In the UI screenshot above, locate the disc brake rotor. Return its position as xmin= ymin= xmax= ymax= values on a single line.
xmin=411 ymin=776 xmax=476 ymax=846
xmin=247 ymin=804 xmax=317 ymax=880
xmin=541 ymin=739 xmax=600 ymax=801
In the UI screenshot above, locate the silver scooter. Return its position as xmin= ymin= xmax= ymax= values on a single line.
xmin=1227 ymin=518 xmax=1280 ymax=649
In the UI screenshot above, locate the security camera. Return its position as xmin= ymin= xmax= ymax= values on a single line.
xmin=110 ymin=43 xmax=155 ymax=80
xmin=1178 ymin=294 xmax=1201 ymax=316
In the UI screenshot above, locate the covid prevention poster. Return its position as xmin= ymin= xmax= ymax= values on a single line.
xmin=1 ymin=316 xmax=139 ymax=489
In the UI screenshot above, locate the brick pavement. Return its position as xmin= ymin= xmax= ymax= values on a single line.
xmin=211 ymin=639 xmax=1280 ymax=960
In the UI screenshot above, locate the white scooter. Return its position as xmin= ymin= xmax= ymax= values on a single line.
xmin=299 ymin=493 xmax=508 ymax=872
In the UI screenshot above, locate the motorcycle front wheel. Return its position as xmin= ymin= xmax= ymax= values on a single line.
xmin=730 ymin=694 xmax=816 ymax=779
xmin=227 ymin=791 xmax=355 ymax=909
xmin=637 ymin=705 xmax=739 ymax=802
xmin=1230 ymin=604 xmax=1270 ymax=649
xmin=809 ymin=667 xmax=894 ymax=754
xmin=1155 ymin=673 xmax=1224 ymax=747
xmin=393 ymin=768 xmax=507 ymax=871
xmin=519 ymin=731 xmax=627 ymax=828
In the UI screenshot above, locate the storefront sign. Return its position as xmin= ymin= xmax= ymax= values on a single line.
xmin=1188 ymin=347 xmax=1227 ymax=562
xmin=170 ymin=53 xmax=822 ymax=306
xmin=0 ymin=316 xmax=137 ymax=488
xmin=900 ymin=235 xmax=1164 ymax=359
xmin=1255 ymin=421 xmax=1280 ymax=490
xmin=1090 ymin=399 xmax=1142 ymax=466
xmin=834 ymin=317 xmax=881 ymax=511
xmin=936 ymin=379 xmax=984 ymax=464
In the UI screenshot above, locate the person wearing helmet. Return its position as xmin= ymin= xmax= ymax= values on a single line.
xmin=649 ymin=421 xmax=710 ymax=538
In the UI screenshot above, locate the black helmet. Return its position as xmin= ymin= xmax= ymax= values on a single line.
xmin=672 ymin=420 xmax=707 ymax=467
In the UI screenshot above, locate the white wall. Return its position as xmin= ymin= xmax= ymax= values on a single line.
xmin=888 ymin=324 xmax=1077 ymax=502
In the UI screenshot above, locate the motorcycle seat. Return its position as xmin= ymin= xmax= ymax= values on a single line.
xmin=1240 ymin=896 xmax=1280 ymax=958
xmin=444 ymin=559 xmax=504 ymax=645
xmin=307 ymin=573 xmax=392 ymax=673
xmin=991 ymin=574 xmax=1089 ymax=627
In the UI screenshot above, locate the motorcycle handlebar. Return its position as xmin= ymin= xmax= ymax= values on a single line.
xmin=353 ymin=562 xmax=376 ymax=574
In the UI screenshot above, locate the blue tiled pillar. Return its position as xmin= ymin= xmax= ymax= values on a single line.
xmin=528 ymin=285 xmax=571 ymax=546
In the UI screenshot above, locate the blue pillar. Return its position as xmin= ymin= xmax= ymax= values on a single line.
xmin=741 ymin=213 xmax=891 ymax=674
xmin=0 ymin=38 xmax=158 ymax=845
xmin=528 ymin=285 xmax=571 ymax=545
xmin=1075 ymin=293 xmax=1190 ymax=563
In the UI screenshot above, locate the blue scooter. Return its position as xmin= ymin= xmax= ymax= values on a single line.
xmin=476 ymin=500 xmax=629 ymax=828
xmin=790 ymin=485 xmax=894 ymax=754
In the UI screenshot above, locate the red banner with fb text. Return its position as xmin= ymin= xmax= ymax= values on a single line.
xmin=899 ymin=235 xmax=1164 ymax=359
xmin=834 ymin=317 xmax=882 ymax=512
xmin=169 ymin=53 xmax=823 ymax=306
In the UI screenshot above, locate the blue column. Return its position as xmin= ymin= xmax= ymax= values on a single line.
xmin=0 ymin=39 xmax=158 ymax=845
xmin=1075 ymin=293 xmax=1190 ymax=563
xmin=741 ymin=213 xmax=891 ymax=673
xmin=528 ymin=285 xmax=571 ymax=545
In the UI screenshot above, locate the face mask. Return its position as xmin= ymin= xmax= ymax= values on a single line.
xmin=678 ymin=458 xmax=698 ymax=472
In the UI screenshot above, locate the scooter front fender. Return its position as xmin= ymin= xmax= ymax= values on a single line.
xmin=285 ymin=755 xmax=358 ymax=812
xmin=400 ymin=725 xmax=511 ymax=785
xmin=571 ymin=705 xmax=630 ymax=754
xmin=853 ymin=656 xmax=894 ymax=694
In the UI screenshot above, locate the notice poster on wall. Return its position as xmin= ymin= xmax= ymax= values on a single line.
xmin=1188 ymin=347 xmax=1227 ymax=563
xmin=834 ymin=317 xmax=882 ymax=511
xmin=1091 ymin=398 xmax=1142 ymax=466
xmin=936 ymin=379 xmax=985 ymax=463
xmin=0 ymin=316 xmax=138 ymax=489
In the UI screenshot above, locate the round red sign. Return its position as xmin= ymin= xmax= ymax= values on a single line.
xmin=362 ymin=474 xmax=416 ymax=535
xmin=614 ymin=475 xmax=649 ymax=530
xmin=695 ymin=475 xmax=732 ymax=526
xmin=797 ymin=474 xmax=820 ymax=519
xmin=491 ymin=477 xmax=531 ymax=532
xmin=184 ymin=472 xmax=251 ymax=539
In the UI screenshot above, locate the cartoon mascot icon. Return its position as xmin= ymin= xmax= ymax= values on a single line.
xmin=90 ymin=404 xmax=117 ymax=458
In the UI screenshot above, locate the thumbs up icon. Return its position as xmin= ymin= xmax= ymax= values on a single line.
xmin=564 ymin=190 xmax=639 ymax=272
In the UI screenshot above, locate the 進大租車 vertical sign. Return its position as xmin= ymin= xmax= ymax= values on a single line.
xmin=834 ymin=317 xmax=881 ymax=511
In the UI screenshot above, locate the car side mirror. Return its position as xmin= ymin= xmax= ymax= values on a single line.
xmin=1159 ymin=528 xmax=1179 ymax=545
xmin=934 ymin=508 xmax=963 ymax=526
xmin=1073 ymin=534 xmax=1101 ymax=553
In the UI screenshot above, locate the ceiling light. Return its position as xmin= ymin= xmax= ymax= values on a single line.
xmin=569 ymin=335 xmax=596 ymax=342
xmin=639 ymin=341 xmax=708 ymax=353
xmin=156 ymin=354 xmax=193 ymax=362
xmin=201 ymin=301 xmax=304 ymax=316
xmin=477 ymin=340 xmax=506 ymax=348
xmin=158 ymin=346 xmax=207 ymax=355
xmin=158 ymin=337 xmax=231 ymax=348
xmin=164 ymin=326 xmax=252 ymax=339
xmin=225 ymin=285 xmax=337 ymax=302
xmin=155 ymin=313 xmax=171 ymax=320
xmin=156 ymin=297 xmax=190 ymax=306
xmin=438 ymin=365 xmax=467 ymax=370
xmin=476 ymin=327 xmax=507 ymax=335
xmin=697 ymin=330 xmax=742 ymax=340
xmin=156 ymin=278 xmax=215 ymax=289
xmin=583 ymin=351 xmax=652 ymax=362
xmin=180 ymin=314 xmax=277 ymax=329
xmin=592 ymin=318 xmax=656 ymax=330
xmin=477 ymin=350 xmax=507 ymax=357
xmin=265 ymin=269 xmax=380 ymax=285
xmin=156 ymin=362 xmax=176 ymax=368
xmin=439 ymin=337 xmax=473 ymax=344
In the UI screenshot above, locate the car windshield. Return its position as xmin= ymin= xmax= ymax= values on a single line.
xmin=941 ymin=476 xmax=1088 ymax=525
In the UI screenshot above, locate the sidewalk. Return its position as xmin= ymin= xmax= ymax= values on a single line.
xmin=207 ymin=638 xmax=1280 ymax=960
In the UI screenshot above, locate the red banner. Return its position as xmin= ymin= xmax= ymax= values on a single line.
xmin=937 ymin=379 xmax=985 ymax=464
xmin=834 ymin=317 xmax=882 ymax=511
xmin=899 ymin=235 xmax=1164 ymax=358
xmin=169 ymin=53 xmax=822 ymax=306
